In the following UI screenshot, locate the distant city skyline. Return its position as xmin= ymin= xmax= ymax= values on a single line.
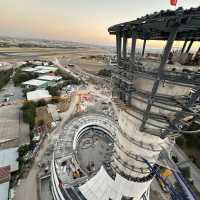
xmin=1 ymin=0 xmax=200 ymax=48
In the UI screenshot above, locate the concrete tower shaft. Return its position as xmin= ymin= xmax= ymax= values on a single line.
xmin=112 ymin=75 xmax=191 ymax=179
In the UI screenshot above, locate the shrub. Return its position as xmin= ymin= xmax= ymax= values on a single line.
xmin=172 ymin=155 xmax=178 ymax=163
xmin=180 ymin=167 xmax=191 ymax=179
xmin=176 ymin=137 xmax=184 ymax=147
xmin=98 ymin=69 xmax=111 ymax=77
xmin=0 ymin=68 xmax=13 ymax=89
xmin=37 ymin=119 xmax=44 ymax=126
xmin=13 ymin=69 xmax=38 ymax=86
xmin=55 ymin=69 xmax=82 ymax=84
xmin=21 ymin=102 xmax=36 ymax=128
xmin=47 ymin=86 xmax=61 ymax=97
xmin=36 ymin=99 xmax=47 ymax=107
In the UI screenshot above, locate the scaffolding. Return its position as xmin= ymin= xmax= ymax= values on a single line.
xmin=108 ymin=7 xmax=200 ymax=138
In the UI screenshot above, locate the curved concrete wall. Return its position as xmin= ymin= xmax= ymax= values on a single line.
xmin=114 ymin=110 xmax=169 ymax=178
xmin=79 ymin=166 xmax=151 ymax=200
xmin=134 ymin=78 xmax=191 ymax=96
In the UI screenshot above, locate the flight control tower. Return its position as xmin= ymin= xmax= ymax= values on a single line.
xmin=108 ymin=7 xmax=200 ymax=200
xmin=50 ymin=7 xmax=200 ymax=200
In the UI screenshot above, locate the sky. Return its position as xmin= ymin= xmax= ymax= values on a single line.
xmin=0 ymin=0 xmax=200 ymax=47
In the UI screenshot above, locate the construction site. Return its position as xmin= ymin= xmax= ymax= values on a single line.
xmin=0 ymin=4 xmax=200 ymax=200
xmin=49 ymin=6 xmax=200 ymax=200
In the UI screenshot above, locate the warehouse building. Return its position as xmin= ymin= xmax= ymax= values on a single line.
xmin=22 ymin=79 xmax=48 ymax=89
xmin=26 ymin=90 xmax=52 ymax=102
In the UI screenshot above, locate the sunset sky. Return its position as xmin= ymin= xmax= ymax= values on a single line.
xmin=0 ymin=0 xmax=200 ymax=47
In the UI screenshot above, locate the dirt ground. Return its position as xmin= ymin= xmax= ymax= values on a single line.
xmin=35 ymin=106 xmax=52 ymax=125
xmin=57 ymin=99 xmax=70 ymax=112
xmin=0 ymin=46 xmax=111 ymax=76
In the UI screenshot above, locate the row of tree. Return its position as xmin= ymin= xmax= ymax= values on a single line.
xmin=21 ymin=100 xmax=47 ymax=129
xmin=97 ymin=69 xmax=111 ymax=77
xmin=0 ymin=68 xmax=13 ymax=89
xmin=13 ymin=68 xmax=38 ymax=86
xmin=55 ymin=68 xmax=83 ymax=84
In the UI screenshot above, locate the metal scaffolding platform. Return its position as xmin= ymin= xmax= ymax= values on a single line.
xmin=109 ymin=7 xmax=200 ymax=138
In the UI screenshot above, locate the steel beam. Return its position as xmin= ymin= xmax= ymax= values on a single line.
xmin=186 ymin=40 xmax=194 ymax=53
xmin=181 ymin=40 xmax=188 ymax=54
xmin=140 ymin=27 xmax=179 ymax=131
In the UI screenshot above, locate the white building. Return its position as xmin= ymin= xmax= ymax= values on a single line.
xmin=0 ymin=166 xmax=10 ymax=200
xmin=34 ymin=69 xmax=52 ymax=75
xmin=26 ymin=90 xmax=52 ymax=101
xmin=34 ymin=66 xmax=57 ymax=72
xmin=21 ymin=67 xmax=38 ymax=73
xmin=0 ymin=148 xmax=18 ymax=172
xmin=22 ymin=79 xmax=48 ymax=89
xmin=37 ymin=75 xmax=62 ymax=82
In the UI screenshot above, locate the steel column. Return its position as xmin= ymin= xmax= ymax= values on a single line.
xmin=130 ymin=31 xmax=137 ymax=65
xmin=142 ymin=39 xmax=146 ymax=57
xmin=123 ymin=32 xmax=127 ymax=59
xmin=116 ymin=32 xmax=122 ymax=65
xmin=140 ymin=28 xmax=178 ymax=131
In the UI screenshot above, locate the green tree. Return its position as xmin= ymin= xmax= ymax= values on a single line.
xmin=13 ymin=68 xmax=38 ymax=86
xmin=47 ymin=86 xmax=61 ymax=97
xmin=180 ymin=167 xmax=191 ymax=179
xmin=98 ymin=69 xmax=111 ymax=77
xmin=55 ymin=69 xmax=82 ymax=84
xmin=36 ymin=99 xmax=47 ymax=107
xmin=21 ymin=102 xmax=36 ymax=128
xmin=0 ymin=68 xmax=13 ymax=89
xmin=176 ymin=137 xmax=184 ymax=147
xmin=37 ymin=119 xmax=44 ymax=126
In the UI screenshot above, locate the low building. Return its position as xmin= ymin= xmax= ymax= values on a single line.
xmin=34 ymin=66 xmax=57 ymax=72
xmin=0 ymin=166 xmax=10 ymax=200
xmin=0 ymin=148 xmax=18 ymax=172
xmin=34 ymin=69 xmax=52 ymax=75
xmin=37 ymin=75 xmax=62 ymax=82
xmin=21 ymin=67 xmax=38 ymax=73
xmin=26 ymin=90 xmax=52 ymax=102
xmin=37 ymin=75 xmax=63 ymax=87
xmin=22 ymin=79 xmax=48 ymax=89
xmin=0 ymin=149 xmax=19 ymax=199
xmin=31 ymin=61 xmax=43 ymax=65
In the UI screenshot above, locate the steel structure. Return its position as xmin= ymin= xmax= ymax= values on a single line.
xmin=50 ymin=7 xmax=200 ymax=200
xmin=107 ymin=7 xmax=200 ymax=200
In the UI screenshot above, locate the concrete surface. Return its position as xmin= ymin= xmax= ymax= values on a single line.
xmin=0 ymin=81 xmax=29 ymax=149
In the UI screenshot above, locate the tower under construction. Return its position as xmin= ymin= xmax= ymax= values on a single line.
xmin=51 ymin=7 xmax=200 ymax=200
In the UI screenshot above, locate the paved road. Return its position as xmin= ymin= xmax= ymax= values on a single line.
xmin=173 ymin=144 xmax=200 ymax=191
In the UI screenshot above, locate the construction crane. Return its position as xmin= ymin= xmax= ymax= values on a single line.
xmin=142 ymin=158 xmax=198 ymax=200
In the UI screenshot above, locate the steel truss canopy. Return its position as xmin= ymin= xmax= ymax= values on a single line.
xmin=108 ymin=7 xmax=200 ymax=41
